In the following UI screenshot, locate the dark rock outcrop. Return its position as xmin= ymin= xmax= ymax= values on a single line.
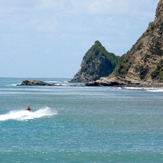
xmin=71 ymin=41 xmax=120 ymax=83
xmin=17 ymin=80 xmax=61 ymax=86
xmin=87 ymin=0 xmax=163 ymax=87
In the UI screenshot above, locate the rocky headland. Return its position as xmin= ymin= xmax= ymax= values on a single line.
xmin=86 ymin=0 xmax=163 ymax=87
xmin=71 ymin=41 xmax=120 ymax=83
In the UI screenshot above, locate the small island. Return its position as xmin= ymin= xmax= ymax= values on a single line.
xmin=17 ymin=80 xmax=61 ymax=86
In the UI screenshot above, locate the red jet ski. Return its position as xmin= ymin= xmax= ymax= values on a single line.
xmin=26 ymin=106 xmax=31 ymax=111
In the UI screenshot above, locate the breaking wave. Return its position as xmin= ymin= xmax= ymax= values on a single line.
xmin=145 ymin=88 xmax=163 ymax=92
xmin=0 ymin=107 xmax=57 ymax=121
xmin=124 ymin=87 xmax=144 ymax=90
xmin=124 ymin=87 xmax=163 ymax=92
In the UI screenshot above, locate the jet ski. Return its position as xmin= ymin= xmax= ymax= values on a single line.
xmin=26 ymin=106 xmax=31 ymax=111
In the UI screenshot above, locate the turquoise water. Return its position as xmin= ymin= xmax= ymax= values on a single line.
xmin=0 ymin=78 xmax=163 ymax=163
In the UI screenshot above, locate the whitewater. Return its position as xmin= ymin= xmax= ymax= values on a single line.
xmin=0 ymin=107 xmax=57 ymax=121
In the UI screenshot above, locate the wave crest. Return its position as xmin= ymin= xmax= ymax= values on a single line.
xmin=0 ymin=107 xmax=57 ymax=121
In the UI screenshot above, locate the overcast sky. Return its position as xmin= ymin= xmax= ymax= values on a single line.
xmin=0 ymin=0 xmax=159 ymax=78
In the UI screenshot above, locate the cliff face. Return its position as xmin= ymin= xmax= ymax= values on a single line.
xmin=71 ymin=41 xmax=120 ymax=82
xmin=94 ymin=0 xmax=163 ymax=86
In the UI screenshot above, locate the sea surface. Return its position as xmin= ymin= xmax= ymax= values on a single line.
xmin=0 ymin=77 xmax=163 ymax=163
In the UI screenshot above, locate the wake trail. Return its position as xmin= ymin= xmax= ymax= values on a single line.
xmin=0 ymin=107 xmax=57 ymax=121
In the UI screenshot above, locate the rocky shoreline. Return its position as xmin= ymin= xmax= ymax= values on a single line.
xmin=84 ymin=0 xmax=163 ymax=87
xmin=85 ymin=79 xmax=163 ymax=87
xmin=17 ymin=79 xmax=163 ymax=88
xmin=17 ymin=80 xmax=62 ymax=86
xmin=18 ymin=1 xmax=163 ymax=88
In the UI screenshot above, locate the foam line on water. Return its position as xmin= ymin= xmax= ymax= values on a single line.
xmin=0 ymin=107 xmax=57 ymax=121
xmin=124 ymin=87 xmax=144 ymax=90
xmin=145 ymin=88 xmax=163 ymax=92
xmin=124 ymin=87 xmax=163 ymax=92
xmin=142 ymin=87 xmax=163 ymax=92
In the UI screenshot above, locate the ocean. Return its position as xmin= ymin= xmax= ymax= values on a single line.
xmin=0 ymin=77 xmax=163 ymax=163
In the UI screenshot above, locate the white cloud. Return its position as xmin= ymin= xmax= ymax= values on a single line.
xmin=88 ymin=0 xmax=129 ymax=15
xmin=0 ymin=0 xmax=159 ymax=49
xmin=28 ymin=17 xmax=59 ymax=32
xmin=0 ymin=0 xmax=158 ymax=31
xmin=36 ymin=0 xmax=158 ymax=17
xmin=0 ymin=0 xmax=158 ymax=17
xmin=38 ymin=0 xmax=68 ymax=9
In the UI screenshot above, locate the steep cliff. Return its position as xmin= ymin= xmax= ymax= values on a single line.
xmin=71 ymin=41 xmax=120 ymax=82
xmin=91 ymin=0 xmax=163 ymax=87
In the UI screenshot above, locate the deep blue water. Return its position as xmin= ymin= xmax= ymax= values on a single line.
xmin=0 ymin=78 xmax=163 ymax=163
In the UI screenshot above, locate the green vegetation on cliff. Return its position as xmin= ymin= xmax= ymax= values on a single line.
xmin=71 ymin=40 xmax=120 ymax=82
xmin=103 ymin=0 xmax=163 ymax=86
xmin=87 ymin=0 xmax=163 ymax=87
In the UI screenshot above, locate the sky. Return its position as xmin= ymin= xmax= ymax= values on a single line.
xmin=0 ymin=0 xmax=159 ymax=78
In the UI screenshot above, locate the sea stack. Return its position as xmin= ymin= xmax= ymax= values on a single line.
xmin=71 ymin=41 xmax=120 ymax=83
xmin=88 ymin=0 xmax=163 ymax=87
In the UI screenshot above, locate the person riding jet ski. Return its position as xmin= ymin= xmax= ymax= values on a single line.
xmin=26 ymin=106 xmax=31 ymax=111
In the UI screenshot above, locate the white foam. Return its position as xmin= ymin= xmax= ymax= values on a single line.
xmin=113 ymin=87 xmax=122 ymax=90
xmin=0 ymin=107 xmax=57 ymax=121
xmin=124 ymin=87 xmax=144 ymax=90
xmin=7 ymin=83 xmax=20 ymax=87
xmin=124 ymin=87 xmax=163 ymax=92
xmin=145 ymin=88 xmax=163 ymax=92
xmin=45 ymin=80 xmax=58 ymax=83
